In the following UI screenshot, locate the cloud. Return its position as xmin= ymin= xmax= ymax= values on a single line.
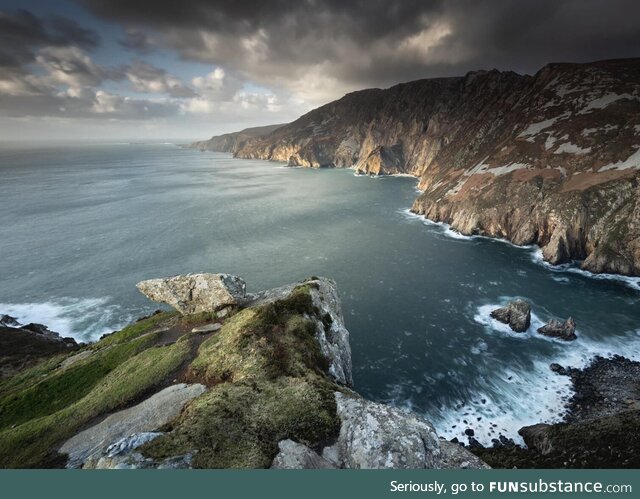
xmin=0 ymin=9 xmax=99 ymax=69
xmin=119 ymin=27 xmax=157 ymax=53
xmin=125 ymin=60 xmax=195 ymax=97
xmin=80 ymin=0 xmax=640 ymax=105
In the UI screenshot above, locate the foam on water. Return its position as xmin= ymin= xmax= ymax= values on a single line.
xmin=399 ymin=209 xmax=512 ymax=243
xmin=0 ymin=297 xmax=131 ymax=342
xmin=401 ymin=208 xmax=640 ymax=292
xmin=530 ymin=248 xmax=640 ymax=291
xmin=425 ymin=300 xmax=640 ymax=447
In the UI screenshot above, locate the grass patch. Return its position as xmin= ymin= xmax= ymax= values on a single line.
xmin=142 ymin=375 xmax=338 ymax=468
xmin=178 ymin=311 xmax=219 ymax=325
xmin=0 ymin=338 xmax=192 ymax=468
xmin=0 ymin=354 xmax=69 ymax=399
xmin=0 ymin=333 xmax=161 ymax=431
xmin=96 ymin=311 xmax=177 ymax=347
xmin=188 ymin=286 xmax=326 ymax=385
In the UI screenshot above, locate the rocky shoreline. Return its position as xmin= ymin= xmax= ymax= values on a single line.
xmin=470 ymin=355 xmax=640 ymax=468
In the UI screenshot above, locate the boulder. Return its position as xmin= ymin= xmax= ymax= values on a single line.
xmin=519 ymin=423 xmax=555 ymax=455
xmin=271 ymin=440 xmax=336 ymax=469
xmin=437 ymin=440 xmax=491 ymax=469
xmin=136 ymin=273 xmax=246 ymax=315
xmin=0 ymin=314 xmax=20 ymax=327
xmin=537 ymin=317 xmax=577 ymax=341
xmin=490 ymin=299 xmax=531 ymax=332
xmin=90 ymin=433 xmax=193 ymax=469
xmin=322 ymin=392 xmax=441 ymax=468
xmin=191 ymin=323 xmax=222 ymax=334
xmin=60 ymin=383 xmax=206 ymax=468
xmin=550 ymin=363 xmax=568 ymax=375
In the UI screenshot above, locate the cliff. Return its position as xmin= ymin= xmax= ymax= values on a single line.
xmin=192 ymin=58 xmax=640 ymax=276
xmin=190 ymin=124 xmax=286 ymax=154
xmin=0 ymin=274 xmax=487 ymax=469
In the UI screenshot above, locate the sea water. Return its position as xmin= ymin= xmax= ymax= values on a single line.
xmin=1 ymin=142 xmax=639 ymax=445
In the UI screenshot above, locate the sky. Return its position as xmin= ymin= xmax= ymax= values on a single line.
xmin=1 ymin=0 xmax=639 ymax=141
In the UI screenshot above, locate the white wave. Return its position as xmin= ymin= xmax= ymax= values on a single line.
xmin=530 ymin=248 xmax=640 ymax=291
xmin=398 ymin=209 xmax=484 ymax=242
xmin=389 ymin=173 xmax=418 ymax=178
xmin=401 ymin=208 xmax=639 ymax=292
xmin=0 ymin=297 xmax=131 ymax=342
xmin=429 ymin=302 xmax=640 ymax=447
xmin=474 ymin=303 xmax=548 ymax=340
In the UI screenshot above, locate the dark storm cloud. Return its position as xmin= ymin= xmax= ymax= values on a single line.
xmin=0 ymin=9 xmax=99 ymax=69
xmin=119 ymin=28 xmax=157 ymax=54
xmin=79 ymin=0 xmax=640 ymax=99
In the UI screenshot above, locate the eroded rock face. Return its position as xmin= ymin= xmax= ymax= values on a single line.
xmin=490 ymin=299 xmax=532 ymax=332
xmin=537 ymin=317 xmax=577 ymax=341
xmin=437 ymin=440 xmax=491 ymax=469
xmin=60 ymin=383 xmax=206 ymax=468
xmin=136 ymin=273 xmax=246 ymax=315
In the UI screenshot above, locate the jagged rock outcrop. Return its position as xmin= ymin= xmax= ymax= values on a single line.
xmin=490 ymin=299 xmax=532 ymax=332
xmin=537 ymin=317 xmax=577 ymax=341
xmin=270 ymin=439 xmax=335 ymax=469
xmin=192 ymin=58 xmax=640 ymax=276
xmin=244 ymin=277 xmax=353 ymax=386
xmin=136 ymin=273 xmax=247 ymax=315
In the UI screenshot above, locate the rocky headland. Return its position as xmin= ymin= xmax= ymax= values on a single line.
xmin=0 ymin=315 xmax=79 ymax=379
xmin=191 ymin=58 xmax=640 ymax=276
xmin=0 ymin=274 xmax=487 ymax=469
xmin=471 ymin=355 xmax=640 ymax=468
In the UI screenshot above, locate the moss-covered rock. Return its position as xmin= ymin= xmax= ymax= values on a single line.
xmin=142 ymin=284 xmax=341 ymax=468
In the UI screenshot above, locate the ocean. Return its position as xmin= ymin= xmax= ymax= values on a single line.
xmin=1 ymin=141 xmax=639 ymax=445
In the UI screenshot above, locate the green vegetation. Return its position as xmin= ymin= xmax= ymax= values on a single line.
xmin=0 ymin=280 xmax=340 ymax=469
xmin=0 ymin=338 xmax=192 ymax=468
xmin=0 ymin=332 xmax=162 ymax=431
xmin=143 ymin=375 xmax=337 ymax=468
xmin=96 ymin=310 xmax=177 ymax=347
xmin=0 ymin=354 xmax=69 ymax=398
xmin=143 ymin=284 xmax=340 ymax=468
xmin=177 ymin=311 xmax=219 ymax=325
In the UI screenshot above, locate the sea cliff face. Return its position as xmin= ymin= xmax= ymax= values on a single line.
xmin=191 ymin=58 xmax=640 ymax=276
